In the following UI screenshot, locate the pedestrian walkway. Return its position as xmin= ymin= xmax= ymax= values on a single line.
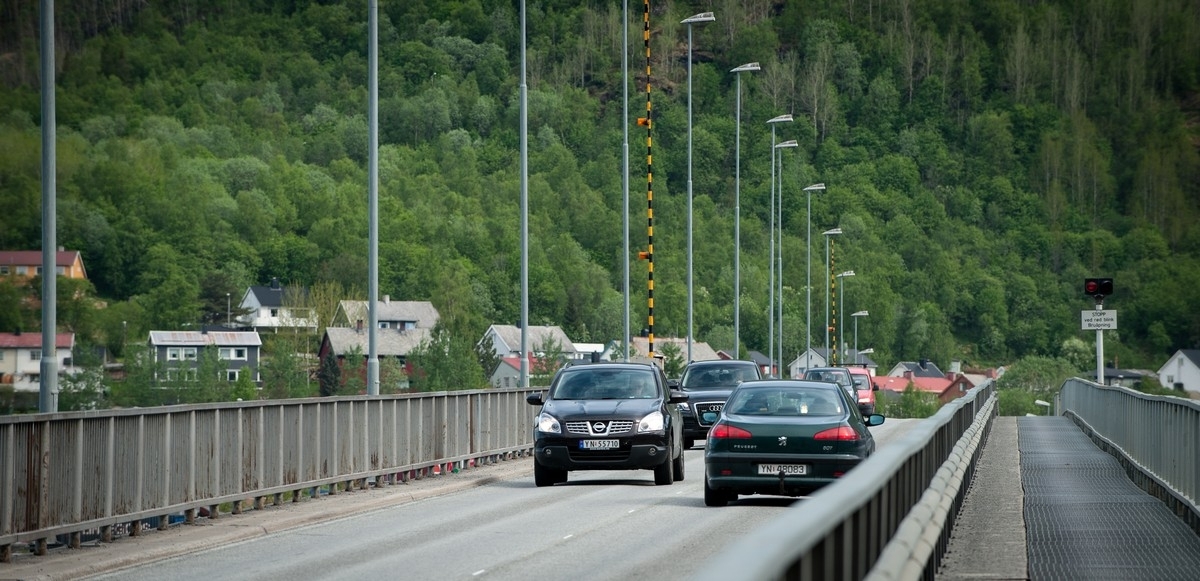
xmin=938 ymin=415 xmax=1200 ymax=580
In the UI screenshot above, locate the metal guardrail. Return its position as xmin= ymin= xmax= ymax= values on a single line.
xmin=1059 ymin=378 xmax=1200 ymax=533
xmin=696 ymin=381 xmax=996 ymax=581
xmin=0 ymin=389 xmax=537 ymax=561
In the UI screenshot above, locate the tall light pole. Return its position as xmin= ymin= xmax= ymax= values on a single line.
xmin=852 ymin=310 xmax=868 ymax=363
xmin=774 ymin=140 xmax=798 ymax=374
xmin=730 ymin=61 xmax=759 ymax=360
xmin=822 ymin=228 xmax=841 ymax=361
xmin=622 ymin=0 xmax=630 ymax=361
xmin=683 ymin=12 xmax=715 ymax=362
xmin=226 ymin=293 xmax=231 ymax=326
xmin=836 ymin=269 xmax=855 ymax=364
xmin=766 ymin=115 xmax=792 ymax=375
xmin=519 ymin=0 xmax=530 ymax=386
xmin=802 ymin=183 xmax=825 ymax=370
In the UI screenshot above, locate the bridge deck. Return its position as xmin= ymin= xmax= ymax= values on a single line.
xmin=938 ymin=415 xmax=1200 ymax=580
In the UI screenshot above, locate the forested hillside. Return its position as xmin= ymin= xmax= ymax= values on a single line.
xmin=1 ymin=0 xmax=1198 ymax=381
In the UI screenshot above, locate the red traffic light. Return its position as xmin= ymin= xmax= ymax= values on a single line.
xmin=1084 ymin=278 xmax=1113 ymax=297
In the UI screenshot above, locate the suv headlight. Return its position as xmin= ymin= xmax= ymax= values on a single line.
xmin=638 ymin=411 xmax=665 ymax=433
xmin=536 ymin=412 xmax=561 ymax=434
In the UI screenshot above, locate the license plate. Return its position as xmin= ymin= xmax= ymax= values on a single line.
xmin=580 ymin=439 xmax=620 ymax=450
xmin=757 ymin=464 xmax=808 ymax=475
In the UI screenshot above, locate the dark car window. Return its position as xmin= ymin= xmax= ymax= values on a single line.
xmin=680 ymin=364 xmax=756 ymax=389
xmin=727 ymin=387 xmax=844 ymax=416
xmin=552 ymin=369 xmax=658 ymax=400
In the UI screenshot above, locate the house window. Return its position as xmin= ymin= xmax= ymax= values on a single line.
xmin=0 ymin=266 xmax=8 ymax=275
xmin=379 ymin=322 xmax=391 ymax=329
xmin=0 ymin=351 xmax=4 ymax=361
xmin=219 ymin=348 xmax=248 ymax=360
xmin=402 ymin=321 xmax=416 ymax=330
xmin=166 ymin=368 xmax=198 ymax=381
xmin=227 ymin=369 xmax=239 ymax=381
xmin=167 ymin=348 xmax=181 ymax=360
xmin=183 ymin=348 xmax=197 ymax=360
xmin=270 ymin=308 xmax=278 ymax=317
xmin=56 ymin=266 xmax=66 ymax=275
xmin=31 ymin=350 xmax=41 ymax=361
xmin=36 ymin=266 xmax=42 ymax=275
xmin=16 ymin=266 xmax=27 ymax=275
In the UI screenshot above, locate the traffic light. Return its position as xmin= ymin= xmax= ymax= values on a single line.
xmin=1084 ymin=278 xmax=1113 ymax=299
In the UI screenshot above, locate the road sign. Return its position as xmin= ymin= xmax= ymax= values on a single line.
xmin=1081 ymin=310 xmax=1117 ymax=330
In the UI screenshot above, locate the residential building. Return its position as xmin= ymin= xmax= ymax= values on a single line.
xmin=789 ymin=348 xmax=878 ymax=378
xmin=489 ymin=354 xmax=563 ymax=388
xmin=237 ymin=278 xmax=317 ymax=333
xmin=622 ymin=336 xmax=720 ymax=362
xmin=1157 ymin=350 xmax=1200 ymax=396
xmin=886 ymin=359 xmax=945 ymax=379
xmin=148 ymin=331 xmax=262 ymax=384
xmin=332 ymin=296 xmax=440 ymax=331
xmin=872 ymin=370 xmax=975 ymax=405
xmin=0 ymin=249 xmax=87 ymax=281
xmin=317 ymin=326 xmax=430 ymax=369
xmin=0 ymin=332 xmax=76 ymax=391
xmin=480 ymin=325 xmax=578 ymax=359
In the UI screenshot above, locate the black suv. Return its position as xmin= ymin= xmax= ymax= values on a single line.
xmin=672 ymin=359 xmax=763 ymax=449
xmin=526 ymin=362 xmax=689 ymax=487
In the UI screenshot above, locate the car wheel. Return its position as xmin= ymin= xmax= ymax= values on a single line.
xmin=534 ymin=460 xmax=564 ymax=487
xmin=704 ymin=476 xmax=728 ymax=507
xmin=653 ymin=454 xmax=674 ymax=485
xmin=672 ymin=449 xmax=685 ymax=482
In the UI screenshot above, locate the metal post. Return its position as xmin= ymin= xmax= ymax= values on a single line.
xmin=730 ymin=62 xmax=758 ymax=359
xmin=802 ymin=184 xmax=825 ymax=370
xmin=622 ymin=0 xmax=630 ymax=361
xmin=367 ymin=0 xmax=379 ymax=395
xmin=823 ymin=229 xmax=842 ymax=359
xmin=768 ymin=126 xmax=775 ymax=376
xmin=40 ymin=0 xmax=58 ymax=413
xmin=681 ymin=13 xmax=716 ymax=362
xmin=520 ymin=0 xmax=529 ymax=386
xmin=1095 ymin=302 xmax=1105 ymax=385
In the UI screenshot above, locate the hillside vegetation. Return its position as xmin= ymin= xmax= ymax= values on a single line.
xmin=1 ymin=0 xmax=1198 ymax=387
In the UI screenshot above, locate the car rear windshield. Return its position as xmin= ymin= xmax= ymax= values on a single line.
xmin=680 ymin=365 xmax=757 ymax=389
xmin=551 ymin=369 xmax=659 ymax=400
xmin=804 ymin=369 xmax=852 ymax=388
xmin=726 ymin=387 xmax=845 ymax=416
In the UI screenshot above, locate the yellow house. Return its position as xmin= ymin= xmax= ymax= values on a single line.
xmin=0 ymin=250 xmax=88 ymax=281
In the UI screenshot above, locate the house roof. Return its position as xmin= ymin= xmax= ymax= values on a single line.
xmin=0 ymin=332 xmax=74 ymax=349
xmin=748 ymin=351 xmax=772 ymax=366
xmin=0 ymin=250 xmax=81 ymax=268
xmin=338 ymin=298 xmax=440 ymax=328
xmin=1181 ymin=350 xmax=1200 ymax=368
xmin=486 ymin=325 xmax=577 ymax=354
xmin=246 ymin=278 xmax=308 ymax=308
xmin=629 ymin=336 xmax=720 ymax=361
xmin=323 ymin=327 xmax=430 ymax=357
xmin=148 ymin=331 xmax=262 ymax=346
xmin=874 ymin=374 xmax=974 ymax=395
xmin=890 ymin=360 xmax=945 ymax=378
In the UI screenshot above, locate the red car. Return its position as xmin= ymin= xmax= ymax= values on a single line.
xmin=847 ymin=366 xmax=877 ymax=416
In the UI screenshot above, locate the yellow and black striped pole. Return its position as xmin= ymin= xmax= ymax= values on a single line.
xmin=638 ymin=0 xmax=655 ymax=359
xmin=830 ymin=236 xmax=838 ymax=365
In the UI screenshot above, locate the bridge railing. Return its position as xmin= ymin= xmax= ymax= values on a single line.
xmin=697 ymin=381 xmax=997 ymax=581
xmin=0 ymin=389 xmax=537 ymax=560
xmin=1058 ymin=378 xmax=1200 ymax=532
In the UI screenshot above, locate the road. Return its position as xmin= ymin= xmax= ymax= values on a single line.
xmin=80 ymin=418 xmax=920 ymax=581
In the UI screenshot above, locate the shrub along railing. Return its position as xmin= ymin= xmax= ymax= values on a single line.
xmin=0 ymin=389 xmax=536 ymax=561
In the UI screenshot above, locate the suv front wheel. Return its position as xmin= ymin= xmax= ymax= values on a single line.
xmin=653 ymin=452 xmax=675 ymax=485
xmin=534 ymin=460 xmax=567 ymax=487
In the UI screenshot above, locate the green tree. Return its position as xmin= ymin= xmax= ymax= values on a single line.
xmin=659 ymin=342 xmax=685 ymax=379
xmin=318 ymin=350 xmax=341 ymax=397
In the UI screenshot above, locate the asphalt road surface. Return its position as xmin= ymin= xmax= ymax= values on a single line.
xmin=10 ymin=418 xmax=920 ymax=581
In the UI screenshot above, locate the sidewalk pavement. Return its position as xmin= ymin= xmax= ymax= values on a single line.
xmin=4 ymin=458 xmax=535 ymax=581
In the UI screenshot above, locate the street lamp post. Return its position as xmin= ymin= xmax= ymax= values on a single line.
xmin=802 ymin=183 xmax=826 ymax=369
xmin=730 ymin=61 xmax=759 ymax=360
xmin=766 ymin=115 xmax=793 ymax=375
xmin=836 ymin=270 xmax=855 ymax=364
xmin=774 ymin=139 xmax=799 ymax=375
xmin=852 ymin=310 xmax=868 ymax=363
xmin=226 ymin=293 xmax=231 ymax=326
xmin=822 ymin=228 xmax=841 ymax=360
xmin=682 ymin=13 xmax=715 ymax=362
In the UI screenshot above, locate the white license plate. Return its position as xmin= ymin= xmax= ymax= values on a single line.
xmin=757 ymin=464 xmax=808 ymax=475
xmin=580 ymin=439 xmax=620 ymax=450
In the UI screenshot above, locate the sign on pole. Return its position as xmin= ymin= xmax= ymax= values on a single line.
xmin=1081 ymin=310 xmax=1117 ymax=330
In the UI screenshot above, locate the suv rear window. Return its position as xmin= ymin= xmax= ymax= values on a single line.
xmin=551 ymin=369 xmax=659 ymax=400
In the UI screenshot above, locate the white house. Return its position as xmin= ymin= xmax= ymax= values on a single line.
xmin=1157 ymin=350 xmax=1200 ymax=396
xmin=332 ymin=296 xmax=439 ymax=331
xmin=788 ymin=348 xmax=878 ymax=378
xmin=238 ymin=278 xmax=317 ymax=333
xmin=0 ymin=332 xmax=76 ymax=392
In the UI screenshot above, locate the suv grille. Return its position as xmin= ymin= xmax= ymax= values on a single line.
xmin=691 ymin=401 xmax=725 ymax=426
xmin=565 ymin=420 xmax=636 ymax=436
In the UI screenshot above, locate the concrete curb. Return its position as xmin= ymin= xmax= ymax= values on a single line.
xmin=5 ymin=459 xmax=534 ymax=580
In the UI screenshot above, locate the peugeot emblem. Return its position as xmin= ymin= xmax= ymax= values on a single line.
xmin=593 ymin=421 xmax=606 ymax=432
xmin=778 ymin=436 xmax=787 ymax=446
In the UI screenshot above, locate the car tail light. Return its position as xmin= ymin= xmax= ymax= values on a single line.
xmin=814 ymin=426 xmax=859 ymax=441
xmin=709 ymin=423 xmax=752 ymax=439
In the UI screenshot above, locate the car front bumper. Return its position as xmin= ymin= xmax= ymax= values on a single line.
xmin=534 ymin=434 xmax=671 ymax=471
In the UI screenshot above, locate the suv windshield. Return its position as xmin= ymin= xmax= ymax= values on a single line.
xmin=551 ymin=368 xmax=659 ymax=400
xmin=680 ymin=364 xmax=756 ymax=389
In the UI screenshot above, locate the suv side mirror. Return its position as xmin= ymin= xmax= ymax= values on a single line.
xmin=668 ymin=390 xmax=689 ymax=404
xmin=525 ymin=392 xmax=544 ymax=406
xmin=667 ymin=378 xmax=680 ymax=389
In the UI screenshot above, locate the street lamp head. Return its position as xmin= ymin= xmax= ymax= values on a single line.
xmin=852 ymin=310 xmax=869 ymax=317
xmin=767 ymin=114 xmax=794 ymax=124
xmin=823 ymin=227 xmax=843 ymax=236
xmin=681 ymin=11 xmax=716 ymax=24
xmin=731 ymin=62 xmax=761 ymax=73
xmin=803 ymin=183 xmax=826 ymax=191
xmin=774 ymin=139 xmax=799 ymax=149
